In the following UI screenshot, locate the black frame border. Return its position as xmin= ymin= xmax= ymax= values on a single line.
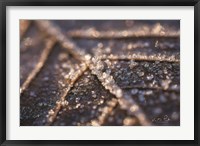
xmin=0 ymin=0 xmax=199 ymax=146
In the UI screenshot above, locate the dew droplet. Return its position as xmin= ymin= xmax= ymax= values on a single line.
xmin=98 ymin=99 xmax=104 ymax=105
xmin=129 ymin=60 xmax=138 ymax=69
xmin=91 ymin=91 xmax=97 ymax=98
xmin=145 ymin=90 xmax=153 ymax=95
xmin=123 ymin=117 xmax=136 ymax=126
xmin=137 ymin=71 xmax=144 ymax=77
xmin=48 ymin=109 xmax=54 ymax=115
xmin=85 ymin=54 xmax=91 ymax=61
xmin=163 ymin=69 xmax=168 ymax=74
xmin=130 ymin=105 xmax=139 ymax=112
xmin=155 ymin=40 xmax=159 ymax=48
xmin=161 ymin=79 xmax=171 ymax=90
xmin=131 ymin=89 xmax=138 ymax=95
xmin=92 ymin=105 xmax=97 ymax=109
xmin=75 ymin=97 xmax=81 ymax=103
xmin=38 ymin=102 xmax=43 ymax=106
xmin=147 ymin=74 xmax=154 ymax=80
xmin=61 ymin=100 xmax=69 ymax=106
xmin=144 ymin=62 xmax=149 ymax=68
xmin=75 ymin=103 xmax=81 ymax=109
xmin=163 ymin=115 xmax=170 ymax=121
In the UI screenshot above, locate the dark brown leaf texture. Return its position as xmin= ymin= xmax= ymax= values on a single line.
xmin=20 ymin=20 xmax=180 ymax=126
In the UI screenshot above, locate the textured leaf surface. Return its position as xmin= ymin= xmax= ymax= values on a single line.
xmin=20 ymin=20 xmax=180 ymax=126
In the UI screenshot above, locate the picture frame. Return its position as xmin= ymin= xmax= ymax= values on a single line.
xmin=0 ymin=0 xmax=199 ymax=145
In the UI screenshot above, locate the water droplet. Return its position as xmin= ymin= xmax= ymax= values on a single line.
xmin=123 ymin=117 xmax=136 ymax=126
xmin=131 ymin=89 xmax=138 ymax=95
xmin=116 ymin=64 xmax=121 ymax=68
xmin=171 ymin=84 xmax=179 ymax=90
xmin=105 ymin=47 xmax=111 ymax=53
xmin=163 ymin=69 xmax=168 ymax=74
xmin=130 ymin=105 xmax=139 ymax=112
xmin=84 ymin=78 xmax=89 ymax=83
xmin=155 ymin=40 xmax=159 ymax=48
xmin=97 ymin=43 xmax=103 ymax=48
xmin=167 ymin=64 xmax=172 ymax=69
xmin=145 ymin=90 xmax=153 ymax=95
xmin=52 ymin=91 xmax=56 ymax=94
xmin=92 ymin=105 xmax=97 ymax=109
xmin=75 ymin=103 xmax=81 ymax=108
xmin=137 ymin=71 xmax=144 ymax=77
xmin=91 ymin=91 xmax=97 ymax=98
xmin=85 ymin=54 xmax=91 ymax=60
xmin=106 ymin=69 xmax=111 ymax=75
xmin=116 ymin=89 xmax=122 ymax=98
xmin=129 ymin=60 xmax=138 ymax=69
xmin=163 ymin=115 xmax=170 ymax=121
xmin=48 ymin=109 xmax=54 ymax=115
xmin=127 ymin=44 xmax=133 ymax=50
xmin=87 ymin=101 xmax=92 ymax=104
xmin=61 ymin=100 xmax=69 ymax=106
xmin=61 ymin=63 xmax=69 ymax=69
xmin=56 ymin=100 xmax=61 ymax=105
xmin=38 ymin=102 xmax=43 ymax=106
xmin=161 ymin=79 xmax=171 ymax=90
xmin=58 ymin=53 xmax=68 ymax=61
xmin=98 ymin=99 xmax=104 ymax=105
xmin=91 ymin=120 xmax=100 ymax=126
xmin=147 ymin=74 xmax=154 ymax=80
xmin=75 ymin=97 xmax=81 ymax=103
xmin=144 ymin=62 xmax=149 ymax=68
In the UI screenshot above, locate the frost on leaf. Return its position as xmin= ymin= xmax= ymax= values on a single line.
xmin=20 ymin=20 xmax=180 ymax=126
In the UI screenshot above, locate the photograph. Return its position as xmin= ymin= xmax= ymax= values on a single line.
xmin=20 ymin=20 xmax=180 ymax=126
